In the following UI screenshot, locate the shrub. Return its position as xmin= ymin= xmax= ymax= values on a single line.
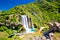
xmin=0 ymin=26 xmax=8 ymax=31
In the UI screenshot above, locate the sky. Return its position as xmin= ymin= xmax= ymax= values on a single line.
xmin=0 ymin=0 xmax=35 ymax=11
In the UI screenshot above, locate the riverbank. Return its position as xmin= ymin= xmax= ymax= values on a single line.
xmin=0 ymin=30 xmax=60 ymax=40
xmin=20 ymin=31 xmax=60 ymax=40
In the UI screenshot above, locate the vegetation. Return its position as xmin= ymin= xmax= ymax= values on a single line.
xmin=0 ymin=31 xmax=22 ymax=40
xmin=0 ymin=0 xmax=60 ymax=40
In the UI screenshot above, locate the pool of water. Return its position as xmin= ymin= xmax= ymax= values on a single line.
xmin=28 ymin=28 xmax=36 ymax=33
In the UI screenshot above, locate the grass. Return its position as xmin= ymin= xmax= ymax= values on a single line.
xmin=0 ymin=31 xmax=60 ymax=40
xmin=0 ymin=31 xmax=22 ymax=40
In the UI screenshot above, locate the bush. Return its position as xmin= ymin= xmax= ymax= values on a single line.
xmin=0 ymin=26 xmax=8 ymax=31
xmin=0 ymin=26 xmax=17 ymax=35
xmin=6 ymin=29 xmax=17 ymax=35
xmin=0 ymin=32 xmax=22 ymax=40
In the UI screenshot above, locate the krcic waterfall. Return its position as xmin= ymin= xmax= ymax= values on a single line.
xmin=21 ymin=15 xmax=35 ymax=33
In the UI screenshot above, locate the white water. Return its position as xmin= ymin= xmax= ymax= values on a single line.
xmin=21 ymin=15 xmax=35 ymax=33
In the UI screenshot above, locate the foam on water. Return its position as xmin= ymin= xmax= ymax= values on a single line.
xmin=21 ymin=15 xmax=35 ymax=33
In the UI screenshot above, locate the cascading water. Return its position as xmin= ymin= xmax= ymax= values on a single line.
xmin=21 ymin=15 xmax=35 ymax=33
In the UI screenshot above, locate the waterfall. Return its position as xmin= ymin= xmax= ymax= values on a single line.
xmin=21 ymin=15 xmax=35 ymax=33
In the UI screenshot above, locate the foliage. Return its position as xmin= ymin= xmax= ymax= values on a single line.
xmin=0 ymin=0 xmax=60 ymax=28
xmin=6 ymin=29 xmax=17 ymax=35
xmin=0 ymin=0 xmax=60 ymax=40
xmin=0 ymin=32 xmax=22 ymax=40
xmin=0 ymin=26 xmax=8 ymax=31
